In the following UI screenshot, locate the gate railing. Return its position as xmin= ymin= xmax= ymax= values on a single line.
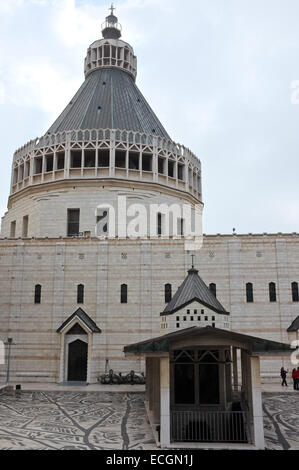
xmin=171 ymin=410 xmax=251 ymax=443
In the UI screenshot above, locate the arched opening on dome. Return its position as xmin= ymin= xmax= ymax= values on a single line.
xmin=56 ymin=152 xmax=65 ymax=170
xmin=168 ymin=160 xmax=174 ymax=178
xmin=115 ymin=150 xmax=126 ymax=168
xmin=142 ymin=153 xmax=152 ymax=172
xmin=98 ymin=149 xmax=110 ymax=168
xmin=129 ymin=151 xmax=139 ymax=170
xmin=84 ymin=150 xmax=95 ymax=168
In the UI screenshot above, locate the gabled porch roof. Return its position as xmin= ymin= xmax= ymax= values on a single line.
xmin=56 ymin=308 xmax=101 ymax=333
xmin=124 ymin=326 xmax=292 ymax=356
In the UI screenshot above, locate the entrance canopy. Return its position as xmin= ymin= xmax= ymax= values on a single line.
xmin=56 ymin=308 xmax=101 ymax=334
xmin=124 ymin=326 xmax=292 ymax=357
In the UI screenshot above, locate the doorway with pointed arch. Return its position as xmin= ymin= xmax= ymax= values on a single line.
xmin=66 ymin=323 xmax=88 ymax=382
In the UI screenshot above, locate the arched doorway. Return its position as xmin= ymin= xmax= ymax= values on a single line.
xmin=67 ymin=339 xmax=88 ymax=382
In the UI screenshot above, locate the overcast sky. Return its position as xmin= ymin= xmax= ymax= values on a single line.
xmin=0 ymin=0 xmax=299 ymax=234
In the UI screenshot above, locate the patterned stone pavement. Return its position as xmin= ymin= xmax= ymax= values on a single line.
xmin=0 ymin=390 xmax=298 ymax=450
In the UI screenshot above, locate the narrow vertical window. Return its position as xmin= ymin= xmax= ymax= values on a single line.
xmin=165 ymin=284 xmax=172 ymax=303
xmin=121 ymin=284 xmax=128 ymax=304
xmin=246 ymin=283 xmax=253 ymax=303
xmin=10 ymin=221 xmax=16 ymax=238
xmin=177 ymin=218 xmax=184 ymax=236
xmin=77 ymin=284 xmax=84 ymax=304
xmin=292 ymin=282 xmax=299 ymax=302
xmin=209 ymin=283 xmax=217 ymax=298
xmin=269 ymin=282 xmax=276 ymax=302
xmin=22 ymin=215 xmax=29 ymax=238
xmin=34 ymin=284 xmax=41 ymax=304
xmin=157 ymin=213 xmax=162 ymax=236
xmin=67 ymin=209 xmax=80 ymax=236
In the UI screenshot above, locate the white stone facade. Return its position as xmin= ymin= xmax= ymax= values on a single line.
xmin=0 ymin=233 xmax=298 ymax=383
xmin=0 ymin=11 xmax=297 ymax=385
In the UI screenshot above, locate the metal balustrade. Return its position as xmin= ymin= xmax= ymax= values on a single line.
xmin=171 ymin=410 xmax=251 ymax=443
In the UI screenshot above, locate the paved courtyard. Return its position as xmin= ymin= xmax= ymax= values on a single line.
xmin=0 ymin=390 xmax=298 ymax=450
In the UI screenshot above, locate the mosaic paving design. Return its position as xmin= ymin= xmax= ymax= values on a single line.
xmin=0 ymin=390 xmax=298 ymax=450
xmin=0 ymin=391 xmax=156 ymax=450
xmin=262 ymin=393 xmax=299 ymax=450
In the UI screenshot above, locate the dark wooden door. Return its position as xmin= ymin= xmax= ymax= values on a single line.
xmin=67 ymin=339 xmax=88 ymax=381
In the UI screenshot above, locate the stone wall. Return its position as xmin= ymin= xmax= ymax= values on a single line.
xmin=0 ymin=233 xmax=297 ymax=383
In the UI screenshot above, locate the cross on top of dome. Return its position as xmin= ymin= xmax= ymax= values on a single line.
xmin=102 ymin=3 xmax=122 ymax=39
xmin=109 ymin=3 xmax=115 ymax=15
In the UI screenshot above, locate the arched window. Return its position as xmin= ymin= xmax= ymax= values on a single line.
xmin=269 ymin=282 xmax=276 ymax=302
xmin=165 ymin=284 xmax=172 ymax=303
xmin=209 ymin=283 xmax=217 ymax=298
xmin=292 ymin=282 xmax=299 ymax=302
xmin=34 ymin=284 xmax=41 ymax=304
xmin=246 ymin=283 xmax=253 ymax=303
xmin=77 ymin=284 xmax=84 ymax=304
xmin=121 ymin=284 xmax=128 ymax=304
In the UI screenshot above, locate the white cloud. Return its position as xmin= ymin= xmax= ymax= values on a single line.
xmin=0 ymin=81 xmax=5 ymax=104
xmin=53 ymin=0 xmax=104 ymax=47
xmin=12 ymin=61 xmax=81 ymax=122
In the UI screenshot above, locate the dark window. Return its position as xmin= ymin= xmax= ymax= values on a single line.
xmin=70 ymin=150 xmax=82 ymax=168
xmin=246 ymin=283 xmax=254 ymax=303
xmin=269 ymin=282 xmax=276 ymax=302
xmin=165 ymin=284 xmax=172 ymax=303
xmin=142 ymin=153 xmax=152 ymax=171
xmin=46 ymin=154 xmax=53 ymax=172
xmin=98 ymin=149 xmax=110 ymax=167
xmin=115 ymin=150 xmax=126 ymax=168
xmin=158 ymin=157 xmax=165 ymax=174
xmin=22 ymin=215 xmax=29 ymax=238
xmin=157 ymin=213 xmax=162 ymax=236
xmin=168 ymin=160 xmax=174 ymax=178
xmin=67 ymin=209 xmax=80 ymax=236
xmin=57 ymin=152 xmax=65 ymax=170
xmin=199 ymin=364 xmax=219 ymax=404
xmin=34 ymin=284 xmax=41 ymax=304
xmin=84 ymin=150 xmax=95 ymax=168
xmin=34 ymin=157 xmax=42 ymax=174
xmin=10 ymin=221 xmax=16 ymax=238
xmin=209 ymin=283 xmax=217 ymax=297
xmin=177 ymin=218 xmax=184 ymax=236
xmin=129 ymin=152 xmax=139 ymax=170
xmin=77 ymin=284 xmax=84 ymax=304
xmin=292 ymin=282 xmax=299 ymax=302
xmin=174 ymin=363 xmax=195 ymax=404
xmin=178 ymin=163 xmax=184 ymax=181
xmin=121 ymin=284 xmax=128 ymax=304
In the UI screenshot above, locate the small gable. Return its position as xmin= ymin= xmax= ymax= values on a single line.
xmin=57 ymin=308 xmax=101 ymax=334
xmin=162 ymin=268 xmax=229 ymax=316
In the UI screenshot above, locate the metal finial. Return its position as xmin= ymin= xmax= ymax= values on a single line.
xmin=191 ymin=254 xmax=195 ymax=269
xmin=110 ymin=3 xmax=115 ymax=15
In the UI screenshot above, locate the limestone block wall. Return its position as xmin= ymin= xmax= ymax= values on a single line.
xmin=1 ymin=183 xmax=202 ymax=239
xmin=0 ymin=233 xmax=298 ymax=383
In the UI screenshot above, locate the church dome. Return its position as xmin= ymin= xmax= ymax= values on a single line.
xmin=47 ymin=68 xmax=169 ymax=138
xmin=47 ymin=6 xmax=169 ymax=138
xmin=3 ymin=6 xmax=202 ymax=239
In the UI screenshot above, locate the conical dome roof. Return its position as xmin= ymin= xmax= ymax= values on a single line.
xmin=46 ymin=8 xmax=170 ymax=139
xmin=46 ymin=68 xmax=170 ymax=138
